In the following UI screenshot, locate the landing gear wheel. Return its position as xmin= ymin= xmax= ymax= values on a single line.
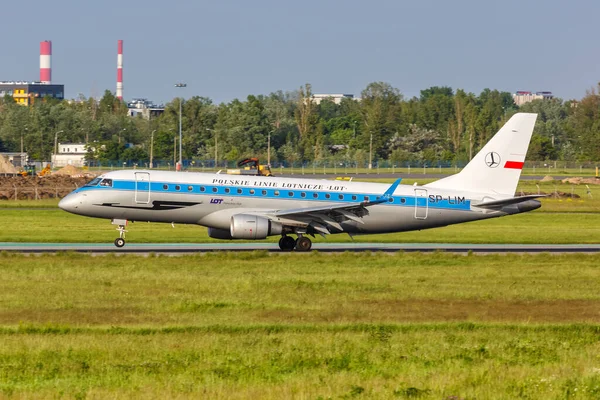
xmin=295 ymin=236 xmax=312 ymax=252
xmin=279 ymin=236 xmax=296 ymax=251
xmin=114 ymin=223 xmax=127 ymax=248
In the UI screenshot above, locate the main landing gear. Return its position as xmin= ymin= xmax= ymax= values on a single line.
xmin=278 ymin=235 xmax=312 ymax=252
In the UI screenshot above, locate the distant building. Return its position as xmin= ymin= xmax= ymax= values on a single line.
xmin=312 ymin=94 xmax=354 ymax=105
xmin=0 ymin=81 xmax=64 ymax=106
xmin=0 ymin=152 xmax=28 ymax=168
xmin=51 ymin=143 xmax=87 ymax=167
xmin=513 ymin=91 xmax=554 ymax=106
xmin=127 ymin=98 xmax=165 ymax=119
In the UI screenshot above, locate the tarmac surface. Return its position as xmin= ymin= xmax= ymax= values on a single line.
xmin=1 ymin=242 xmax=599 ymax=254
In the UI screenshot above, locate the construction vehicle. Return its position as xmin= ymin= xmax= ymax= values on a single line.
xmin=18 ymin=164 xmax=36 ymax=177
xmin=227 ymin=158 xmax=272 ymax=176
xmin=18 ymin=164 xmax=52 ymax=177
xmin=38 ymin=165 xmax=52 ymax=176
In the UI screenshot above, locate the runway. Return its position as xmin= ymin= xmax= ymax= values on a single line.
xmin=1 ymin=242 xmax=599 ymax=254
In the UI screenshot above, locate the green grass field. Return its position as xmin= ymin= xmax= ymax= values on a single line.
xmin=1 ymin=253 xmax=600 ymax=398
xmin=1 ymin=180 xmax=600 ymax=244
xmin=2 ymin=179 xmax=600 ymax=398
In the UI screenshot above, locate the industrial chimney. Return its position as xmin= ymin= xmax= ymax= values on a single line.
xmin=116 ymin=40 xmax=123 ymax=100
xmin=40 ymin=40 xmax=52 ymax=84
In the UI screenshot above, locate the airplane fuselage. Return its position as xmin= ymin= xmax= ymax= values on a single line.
xmin=59 ymin=170 xmax=539 ymax=237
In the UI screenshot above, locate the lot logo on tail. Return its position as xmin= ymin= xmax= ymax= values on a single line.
xmin=484 ymin=152 xmax=501 ymax=168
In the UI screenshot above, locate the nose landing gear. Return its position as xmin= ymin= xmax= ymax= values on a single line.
xmin=278 ymin=235 xmax=312 ymax=252
xmin=112 ymin=219 xmax=128 ymax=248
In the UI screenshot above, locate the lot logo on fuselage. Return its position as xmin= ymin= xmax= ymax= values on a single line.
xmin=210 ymin=198 xmax=224 ymax=204
xmin=484 ymin=152 xmax=501 ymax=168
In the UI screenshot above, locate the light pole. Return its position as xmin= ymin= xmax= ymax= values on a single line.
xmin=119 ymin=128 xmax=126 ymax=144
xmin=268 ymin=129 xmax=273 ymax=166
xmin=173 ymin=136 xmax=177 ymax=168
xmin=353 ymin=121 xmax=357 ymax=139
xmin=368 ymin=133 xmax=373 ymax=170
xmin=53 ymin=130 xmax=64 ymax=167
xmin=175 ymin=82 xmax=187 ymax=170
xmin=22 ymin=128 xmax=27 ymax=166
xmin=150 ymin=129 xmax=156 ymax=169
xmin=206 ymin=128 xmax=216 ymax=168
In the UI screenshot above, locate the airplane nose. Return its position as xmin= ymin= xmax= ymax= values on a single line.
xmin=58 ymin=194 xmax=81 ymax=213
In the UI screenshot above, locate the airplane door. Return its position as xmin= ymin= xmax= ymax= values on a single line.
xmin=414 ymin=188 xmax=428 ymax=219
xmin=135 ymin=172 xmax=150 ymax=204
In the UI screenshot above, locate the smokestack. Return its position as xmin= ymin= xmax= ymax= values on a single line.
xmin=116 ymin=40 xmax=123 ymax=100
xmin=40 ymin=40 xmax=52 ymax=84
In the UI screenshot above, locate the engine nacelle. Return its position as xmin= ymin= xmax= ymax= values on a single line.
xmin=230 ymin=214 xmax=282 ymax=239
xmin=207 ymin=227 xmax=233 ymax=240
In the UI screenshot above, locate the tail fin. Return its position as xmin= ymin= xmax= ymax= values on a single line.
xmin=425 ymin=113 xmax=537 ymax=196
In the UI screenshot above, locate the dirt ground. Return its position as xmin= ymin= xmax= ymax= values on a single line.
xmin=0 ymin=175 xmax=91 ymax=200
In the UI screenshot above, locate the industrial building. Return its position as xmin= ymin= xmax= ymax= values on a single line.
xmin=0 ymin=41 xmax=64 ymax=105
xmin=0 ymin=82 xmax=64 ymax=105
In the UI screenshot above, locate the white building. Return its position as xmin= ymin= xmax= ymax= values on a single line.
xmin=127 ymin=98 xmax=165 ymax=119
xmin=51 ymin=143 xmax=87 ymax=167
xmin=513 ymin=91 xmax=554 ymax=106
xmin=312 ymin=94 xmax=354 ymax=105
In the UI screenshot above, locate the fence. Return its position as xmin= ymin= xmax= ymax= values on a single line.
xmin=82 ymin=159 xmax=600 ymax=174
xmin=0 ymin=184 xmax=80 ymax=201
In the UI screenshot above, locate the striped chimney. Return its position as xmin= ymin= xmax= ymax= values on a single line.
xmin=40 ymin=41 xmax=52 ymax=84
xmin=116 ymin=40 xmax=123 ymax=100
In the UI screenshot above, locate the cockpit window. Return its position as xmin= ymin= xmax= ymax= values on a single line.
xmin=85 ymin=177 xmax=102 ymax=187
xmin=99 ymin=178 xmax=113 ymax=187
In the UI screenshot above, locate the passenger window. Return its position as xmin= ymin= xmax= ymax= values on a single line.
xmin=225 ymin=188 xmax=230 ymax=194
xmin=100 ymin=179 xmax=113 ymax=187
xmin=175 ymin=185 xmax=181 ymax=191
xmin=388 ymin=198 xmax=394 ymax=202
xmin=313 ymin=193 xmax=318 ymax=198
xmin=163 ymin=184 xmax=168 ymax=190
xmin=364 ymin=196 xmax=369 ymax=201
xmin=274 ymin=191 xmax=280 ymax=196
xmin=288 ymin=191 xmax=294 ymax=197
xmin=401 ymin=198 xmax=406 ymax=204
xmin=250 ymin=189 xmax=255 ymax=194
xmin=352 ymin=195 xmax=357 ymax=201
xmin=212 ymin=187 xmax=218 ymax=193
xmin=338 ymin=194 xmax=344 ymax=200
xmin=325 ymin=194 xmax=331 ymax=199
xmin=188 ymin=186 xmax=193 ymax=191
xmin=200 ymin=186 xmax=206 ymax=192
xmin=301 ymin=192 xmax=306 ymax=198
xmin=262 ymin=190 xmax=267 ymax=196
xmin=237 ymin=188 xmax=242 ymax=194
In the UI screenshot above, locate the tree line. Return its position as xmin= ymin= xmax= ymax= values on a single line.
xmin=1 ymin=82 xmax=599 ymax=166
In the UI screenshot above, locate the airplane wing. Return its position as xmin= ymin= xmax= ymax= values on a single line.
xmin=267 ymin=178 xmax=402 ymax=236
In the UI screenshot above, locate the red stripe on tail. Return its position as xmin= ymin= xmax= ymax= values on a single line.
xmin=504 ymin=161 xmax=524 ymax=169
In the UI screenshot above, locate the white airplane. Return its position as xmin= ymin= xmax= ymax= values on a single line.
xmin=59 ymin=113 xmax=541 ymax=251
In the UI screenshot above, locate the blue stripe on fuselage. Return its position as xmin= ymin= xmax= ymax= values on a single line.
xmin=74 ymin=179 xmax=471 ymax=211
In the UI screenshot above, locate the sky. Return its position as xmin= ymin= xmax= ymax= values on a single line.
xmin=1 ymin=0 xmax=598 ymax=104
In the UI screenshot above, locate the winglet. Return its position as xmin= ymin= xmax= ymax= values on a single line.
xmin=383 ymin=178 xmax=402 ymax=197
xmin=366 ymin=178 xmax=402 ymax=205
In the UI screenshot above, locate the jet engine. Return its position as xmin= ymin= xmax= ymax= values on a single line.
xmin=207 ymin=227 xmax=233 ymax=240
xmin=230 ymin=214 xmax=282 ymax=239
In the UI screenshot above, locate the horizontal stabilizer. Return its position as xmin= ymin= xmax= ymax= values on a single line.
xmin=474 ymin=194 xmax=545 ymax=209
